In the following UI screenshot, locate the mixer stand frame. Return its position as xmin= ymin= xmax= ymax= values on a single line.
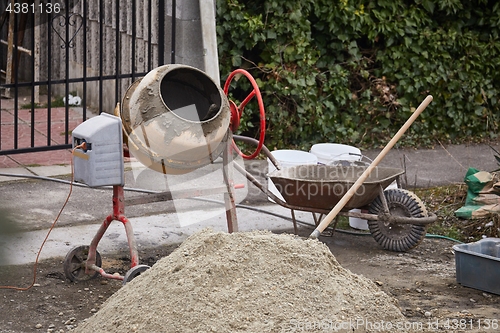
xmin=63 ymin=133 xmax=239 ymax=284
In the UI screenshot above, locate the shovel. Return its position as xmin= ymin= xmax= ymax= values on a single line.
xmin=309 ymin=95 xmax=433 ymax=239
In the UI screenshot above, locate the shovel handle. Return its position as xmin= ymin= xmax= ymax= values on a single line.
xmin=309 ymin=95 xmax=433 ymax=239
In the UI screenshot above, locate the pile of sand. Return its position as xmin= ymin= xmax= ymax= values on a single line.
xmin=75 ymin=229 xmax=411 ymax=332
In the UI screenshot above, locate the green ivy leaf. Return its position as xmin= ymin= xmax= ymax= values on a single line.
xmin=216 ymin=0 xmax=500 ymax=150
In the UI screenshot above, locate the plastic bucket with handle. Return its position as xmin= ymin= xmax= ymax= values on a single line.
xmin=267 ymin=150 xmax=318 ymax=202
xmin=310 ymin=143 xmax=368 ymax=230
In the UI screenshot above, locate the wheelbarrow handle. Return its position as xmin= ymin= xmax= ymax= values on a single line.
xmin=309 ymin=95 xmax=433 ymax=239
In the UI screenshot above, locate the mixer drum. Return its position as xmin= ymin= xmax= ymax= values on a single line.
xmin=120 ymin=64 xmax=231 ymax=174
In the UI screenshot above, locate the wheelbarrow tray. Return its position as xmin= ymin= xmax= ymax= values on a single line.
xmin=268 ymin=165 xmax=404 ymax=211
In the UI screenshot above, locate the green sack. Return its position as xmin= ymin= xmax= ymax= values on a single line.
xmin=455 ymin=167 xmax=500 ymax=219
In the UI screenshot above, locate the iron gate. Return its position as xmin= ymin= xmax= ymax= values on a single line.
xmin=0 ymin=0 xmax=176 ymax=155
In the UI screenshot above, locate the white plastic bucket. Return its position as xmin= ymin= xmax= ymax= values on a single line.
xmin=310 ymin=143 xmax=369 ymax=230
xmin=310 ymin=143 xmax=361 ymax=165
xmin=267 ymin=150 xmax=318 ymax=202
xmin=349 ymin=209 xmax=369 ymax=230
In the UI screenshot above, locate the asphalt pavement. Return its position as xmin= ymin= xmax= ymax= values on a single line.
xmin=0 ymin=141 xmax=499 ymax=267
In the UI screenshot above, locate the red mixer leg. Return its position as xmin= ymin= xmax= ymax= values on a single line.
xmin=112 ymin=186 xmax=139 ymax=268
xmin=223 ymin=133 xmax=238 ymax=233
xmin=121 ymin=215 xmax=139 ymax=268
xmin=85 ymin=215 xmax=112 ymax=274
xmin=85 ymin=186 xmax=139 ymax=274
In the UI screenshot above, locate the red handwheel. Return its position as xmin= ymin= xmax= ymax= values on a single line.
xmin=223 ymin=69 xmax=266 ymax=160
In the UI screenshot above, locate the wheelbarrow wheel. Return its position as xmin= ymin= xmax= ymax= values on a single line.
xmin=368 ymin=189 xmax=428 ymax=252
xmin=63 ymin=245 xmax=102 ymax=282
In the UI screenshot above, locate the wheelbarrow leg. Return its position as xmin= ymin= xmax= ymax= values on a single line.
xmin=312 ymin=213 xmax=334 ymax=237
xmin=312 ymin=212 xmax=320 ymax=226
xmin=311 ymin=212 xmax=336 ymax=237
xmin=377 ymin=184 xmax=390 ymax=213
xmin=318 ymin=215 xmax=338 ymax=237
xmin=329 ymin=216 xmax=340 ymax=237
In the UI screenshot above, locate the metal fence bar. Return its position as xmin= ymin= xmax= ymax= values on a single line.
xmin=132 ymin=0 xmax=136 ymax=82
xmin=13 ymin=12 xmax=19 ymax=150
xmin=158 ymin=0 xmax=165 ymax=65
xmin=147 ymin=0 xmax=152 ymax=72
xmin=1 ymin=72 xmax=152 ymax=88
xmin=46 ymin=10 xmax=53 ymax=147
xmin=82 ymin=0 xmax=87 ymax=121
xmin=101 ymin=0 xmax=105 ymax=114
xmin=115 ymin=1 xmax=120 ymax=105
xmin=0 ymin=80 xmax=2 ymax=151
xmin=171 ymin=0 xmax=176 ymax=64
xmin=30 ymin=9 xmax=35 ymax=148
xmin=64 ymin=2 xmax=70 ymax=144
xmin=0 ymin=0 xmax=170 ymax=156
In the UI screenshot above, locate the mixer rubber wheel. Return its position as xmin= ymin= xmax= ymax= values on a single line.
xmin=63 ymin=246 xmax=102 ymax=282
xmin=368 ymin=188 xmax=428 ymax=252
xmin=123 ymin=264 xmax=151 ymax=285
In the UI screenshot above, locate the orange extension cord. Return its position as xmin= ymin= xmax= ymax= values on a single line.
xmin=0 ymin=143 xmax=86 ymax=291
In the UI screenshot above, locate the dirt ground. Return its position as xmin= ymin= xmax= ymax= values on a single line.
xmin=0 ymin=220 xmax=498 ymax=333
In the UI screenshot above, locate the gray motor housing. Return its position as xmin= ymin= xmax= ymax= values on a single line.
xmin=72 ymin=113 xmax=124 ymax=187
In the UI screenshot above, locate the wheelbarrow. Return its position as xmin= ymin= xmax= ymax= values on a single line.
xmin=232 ymin=135 xmax=437 ymax=252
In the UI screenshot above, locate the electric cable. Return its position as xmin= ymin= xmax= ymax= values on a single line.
xmin=0 ymin=143 xmax=86 ymax=291
xmin=0 ymin=169 xmax=464 ymax=258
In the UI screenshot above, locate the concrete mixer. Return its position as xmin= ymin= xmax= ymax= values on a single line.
xmin=65 ymin=65 xmax=261 ymax=284
xmin=120 ymin=64 xmax=232 ymax=175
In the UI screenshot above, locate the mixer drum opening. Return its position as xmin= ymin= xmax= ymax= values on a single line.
xmin=160 ymin=67 xmax=223 ymax=122
xmin=120 ymin=64 xmax=231 ymax=175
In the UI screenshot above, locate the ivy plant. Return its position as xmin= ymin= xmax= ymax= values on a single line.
xmin=216 ymin=0 xmax=500 ymax=151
